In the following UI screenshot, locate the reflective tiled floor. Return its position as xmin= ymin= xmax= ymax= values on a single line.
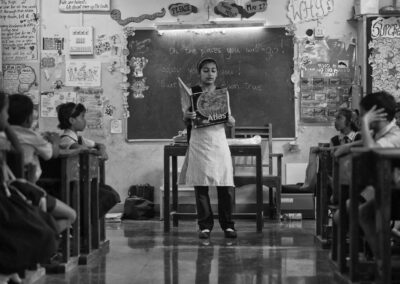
xmin=38 ymin=219 xmax=344 ymax=284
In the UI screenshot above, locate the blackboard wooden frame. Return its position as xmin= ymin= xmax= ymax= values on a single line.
xmin=125 ymin=26 xmax=295 ymax=141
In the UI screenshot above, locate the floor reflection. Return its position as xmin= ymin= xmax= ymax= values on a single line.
xmin=40 ymin=220 xmax=342 ymax=284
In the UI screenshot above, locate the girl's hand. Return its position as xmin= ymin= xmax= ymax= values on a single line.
xmin=183 ymin=110 xmax=196 ymax=120
xmin=361 ymin=105 xmax=387 ymax=126
xmin=227 ymin=115 xmax=235 ymax=126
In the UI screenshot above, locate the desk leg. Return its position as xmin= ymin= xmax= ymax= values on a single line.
xmin=81 ymin=176 xmax=92 ymax=254
xmin=349 ymin=160 xmax=361 ymax=281
xmin=172 ymin=157 xmax=178 ymax=227
xmin=376 ymin=161 xmax=392 ymax=284
xmin=338 ymin=184 xmax=348 ymax=273
xmin=91 ymin=178 xmax=100 ymax=250
xmin=164 ymin=152 xmax=170 ymax=232
xmin=256 ymin=151 xmax=263 ymax=232
xmin=71 ymin=180 xmax=80 ymax=257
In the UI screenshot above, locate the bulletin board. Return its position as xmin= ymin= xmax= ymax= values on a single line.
xmin=126 ymin=27 xmax=295 ymax=140
xmin=366 ymin=16 xmax=400 ymax=101
xmin=299 ymin=38 xmax=355 ymax=123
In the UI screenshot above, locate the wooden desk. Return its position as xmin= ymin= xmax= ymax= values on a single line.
xmin=38 ymin=149 xmax=80 ymax=273
xmin=370 ymin=148 xmax=400 ymax=284
xmin=163 ymin=144 xmax=263 ymax=233
xmin=79 ymin=150 xmax=100 ymax=265
xmin=315 ymin=147 xmax=333 ymax=249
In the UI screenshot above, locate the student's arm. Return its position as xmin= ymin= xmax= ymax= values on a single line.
xmin=42 ymin=132 xmax=60 ymax=158
xmin=4 ymin=125 xmax=23 ymax=155
xmin=94 ymin=142 xmax=108 ymax=160
xmin=360 ymin=105 xmax=387 ymax=148
xmin=333 ymin=140 xmax=363 ymax=158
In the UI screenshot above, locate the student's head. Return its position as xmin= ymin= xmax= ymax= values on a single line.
xmin=8 ymin=94 xmax=34 ymax=127
xmin=334 ymin=108 xmax=354 ymax=133
xmin=395 ymin=102 xmax=400 ymax=127
xmin=57 ymin=102 xmax=87 ymax=131
xmin=0 ymin=92 xmax=9 ymax=131
xmin=359 ymin=91 xmax=396 ymax=126
xmin=197 ymin=57 xmax=218 ymax=86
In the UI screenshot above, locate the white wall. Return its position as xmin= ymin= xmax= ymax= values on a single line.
xmin=38 ymin=0 xmax=360 ymax=204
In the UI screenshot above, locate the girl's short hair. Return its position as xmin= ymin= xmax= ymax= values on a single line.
xmin=197 ymin=57 xmax=218 ymax=73
xmin=0 ymin=92 xmax=7 ymax=113
xmin=8 ymin=94 xmax=34 ymax=125
xmin=360 ymin=91 xmax=396 ymax=121
xmin=57 ymin=102 xmax=86 ymax=130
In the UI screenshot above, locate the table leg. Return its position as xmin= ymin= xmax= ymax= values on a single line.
xmin=164 ymin=152 xmax=170 ymax=232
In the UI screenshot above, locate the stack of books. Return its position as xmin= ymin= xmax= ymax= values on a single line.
xmin=172 ymin=129 xmax=188 ymax=145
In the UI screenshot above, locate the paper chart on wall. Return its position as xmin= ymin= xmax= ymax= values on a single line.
xmin=65 ymin=60 xmax=101 ymax=87
xmin=76 ymin=88 xmax=104 ymax=129
xmin=369 ymin=17 xmax=400 ymax=101
xmin=0 ymin=0 xmax=39 ymax=62
xmin=1 ymin=63 xmax=38 ymax=94
xmin=59 ymin=0 xmax=110 ymax=12
xmin=40 ymin=91 xmax=77 ymax=118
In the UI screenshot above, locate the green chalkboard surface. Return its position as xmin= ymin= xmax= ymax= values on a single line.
xmin=126 ymin=27 xmax=294 ymax=140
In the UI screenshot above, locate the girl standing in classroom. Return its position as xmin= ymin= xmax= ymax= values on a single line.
xmin=179 ymin=57 xmax=237 ymax=239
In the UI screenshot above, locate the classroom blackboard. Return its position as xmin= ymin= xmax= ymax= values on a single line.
xmin=126 ymin=27 xmax=294 ymax=140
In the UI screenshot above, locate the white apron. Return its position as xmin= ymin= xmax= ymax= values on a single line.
xmin=179 ymin=124 xmax=234 ymax=186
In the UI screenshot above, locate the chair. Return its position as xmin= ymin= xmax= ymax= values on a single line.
xmin=230 ymin=124 xmax=283 ymax=219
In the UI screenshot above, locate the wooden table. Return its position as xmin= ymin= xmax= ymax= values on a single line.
xmin=163 ymin=144 xmax=263 ymax=232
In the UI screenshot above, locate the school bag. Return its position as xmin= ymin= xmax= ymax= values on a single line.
xmin=0 ymin=181 xmax=58 ymax=274
xmin=122 ymin=184 xmax=155 ymax=220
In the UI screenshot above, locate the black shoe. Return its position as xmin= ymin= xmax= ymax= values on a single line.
xmin=199 ymin=229 xmax=211 ymax=239
xmin=224 ymin=228 xmax=237 ymax=239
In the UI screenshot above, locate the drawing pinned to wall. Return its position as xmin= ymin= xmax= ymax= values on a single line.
xmin=298 ymin=37 xmax=355 ymax=123
xmin=76 ymin=87 xmax=105 ymax=129
xmin=287 ymin=0 xmax=334 ymax=24
xmin=213 ymin=1 xmax=256 ymax=18
xmin=368 ymin=17 xmax=400 ymax=101
xmin=2 ymin=64 xmax=37 ymax=94
xmin=130 ymin=57 xmax=148 ymax=78
xmin=59 ymin=0 xmax=110 ymax=12
xmin=110 ymin=119 xmax=122 ymax=134
xmin=65 ymin=60 xmax=101 ymax=87
xmin=104 ymin=104 xmax=115 ymax=116
xmin=244 ymin=0 xmax=268 ymax=13
xmin=168 ymin=3 xmax=198 ymax=16
xmin=110 ymin=8 xmax=166 ymax=26
xmin=131 ymin=78 xmax=149 ymax=99
xmin=43 ymin=37 xmax=64 ymax=55
xmin=0 ymin=0 xmax=39 ymax=62
xmin=40 ymin=91 xmax=77 ymax=117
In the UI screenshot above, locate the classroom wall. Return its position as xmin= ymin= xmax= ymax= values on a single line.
xmin=9 ymin=0 xmax=380 ymax=204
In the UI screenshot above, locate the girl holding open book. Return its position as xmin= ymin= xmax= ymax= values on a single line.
xmin=179 ymin=57 xmax=237 ymax=239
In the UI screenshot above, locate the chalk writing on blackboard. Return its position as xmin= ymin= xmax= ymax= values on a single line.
xmin=0 ymin=0 xmax=38 ymax=61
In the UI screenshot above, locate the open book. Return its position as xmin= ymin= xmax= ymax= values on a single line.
xmin=178 ymin=77 xmax=230 ymax=128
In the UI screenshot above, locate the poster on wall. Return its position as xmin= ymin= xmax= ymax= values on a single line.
xmin=368 ymin=17 xmax=400 ymax=101
xmin=40 ymin=91 xmax=77 ymax=118
xmin=59 ymin=0 xmax=110 ymax=12
xmin=65 ymin=60 xmax=101 ymax=87
xmin=298 ymin=38 xmax=355 ymax=123
xmin=76 ymin=87 xmax=104 ymax=129
xmin=1 ymin=64 xmax=38 ymax=94
xmin=0 ymin=0 xmax=39 ymax=62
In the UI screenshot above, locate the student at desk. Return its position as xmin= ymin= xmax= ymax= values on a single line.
xmin=57 ymin=102 xmax=120 ymax=218
xmin=179 ymin=57 xmax=237 ymax=239
xmin=7 ymin=94 xmax=76 ymax=234
xmin=335 ymin=91 xmax=400 ymax=258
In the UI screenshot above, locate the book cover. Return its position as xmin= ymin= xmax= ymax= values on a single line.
xmin=178 ymin=77 xmax=230 ymax=128
xmin=192 ymin=88 xmax=230 ymax=128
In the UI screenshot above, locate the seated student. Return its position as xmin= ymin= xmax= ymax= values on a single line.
xmin=299 ymin=108 xmax=360 ymax=192
xmin=335 ymin=91 xmax=400 ymax=258
xmin=330 ymin=108 xmax=361 ymax=147
xmin=395 ymin=102 xmax=400 ymax=128
xmin=56 ymin=102 xmax=120 ymax=217
xmin=7 ymin=94 xmax=76 ymax=234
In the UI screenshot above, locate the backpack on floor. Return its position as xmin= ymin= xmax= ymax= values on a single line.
xmin=122 ymin=195 xmax=155 ymax=220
